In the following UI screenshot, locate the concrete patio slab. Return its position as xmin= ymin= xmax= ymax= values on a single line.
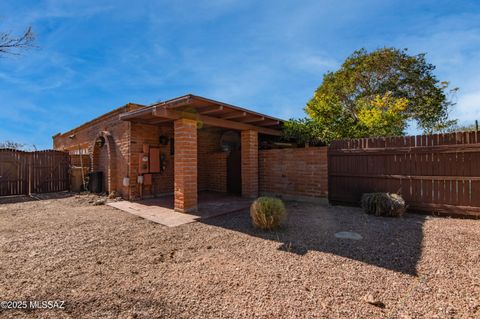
xmin=108 ymin=192 xmax=252 ymax=227
xmin=107 ymin=200 xmax=198 ymax=227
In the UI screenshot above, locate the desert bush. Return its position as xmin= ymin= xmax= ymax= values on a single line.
xmin=250 ymin=197 xmax=286 ymax=230
xmin=361 ymin=193 xmax=406 ymax=217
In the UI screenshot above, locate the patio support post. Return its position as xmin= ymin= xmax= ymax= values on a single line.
xmin=241 ymin=130 xmax=258 ymax=198
xmin=174 ymin=118 xmax=198 ymax=212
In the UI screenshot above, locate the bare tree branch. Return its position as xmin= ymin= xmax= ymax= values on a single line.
xmin=0 ymin=26 xmax=35 ymax=56
xmin=0 ymin=140 xmax=26 ymax=150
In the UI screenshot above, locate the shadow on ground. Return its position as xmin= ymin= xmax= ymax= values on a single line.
xmin=201 ymin=202 xmax=426 ymax=276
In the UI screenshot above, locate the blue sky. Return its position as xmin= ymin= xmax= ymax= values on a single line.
xmin=1 ymin=0 xmax=480 ymax=149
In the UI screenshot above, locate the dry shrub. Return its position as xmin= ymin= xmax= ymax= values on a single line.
xmin=361 ymin=193 xmax=406 ymax=217
xmin=250 ymin=197 xmax=286 ymax=230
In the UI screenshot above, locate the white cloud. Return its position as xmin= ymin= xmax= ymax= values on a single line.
xmin=454 ymin=90 xmax=480 ymax=125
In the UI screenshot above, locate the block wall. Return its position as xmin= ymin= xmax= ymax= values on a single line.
xmin=259 ymin=147 xmax=328 ymax=199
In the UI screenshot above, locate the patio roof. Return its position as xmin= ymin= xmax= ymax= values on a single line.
xmin=119 ymin=94 xmax=284 ymax=136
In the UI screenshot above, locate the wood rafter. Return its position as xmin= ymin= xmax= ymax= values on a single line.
xmin=152 ymin=107 xmax=282 ymax=136
xmin=220 ymin=111 xmax=247 ymax=120
xmin=197 ymin=105 xmax=223 ymax=114
xmin=257 ymin=120 xmax=280 ymax=126
xmin=240 ymin=116 xmax=265 ymax=123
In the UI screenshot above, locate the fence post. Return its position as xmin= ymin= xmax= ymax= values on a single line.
xmin=28 ymin=152 xmax=32 ymax=195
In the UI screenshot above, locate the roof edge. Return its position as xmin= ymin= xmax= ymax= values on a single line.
xmin=53 ymin=103 xmax=146 ymax=139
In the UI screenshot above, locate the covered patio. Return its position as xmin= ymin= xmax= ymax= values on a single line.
xmin=119 ymin=94 xmax=283 ymax=213
xmin=108 ymin=191 xmax=253 ymax=227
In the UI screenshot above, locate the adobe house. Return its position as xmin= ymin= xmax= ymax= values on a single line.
xmin=53 ymin=94 xmax=283 ymax=212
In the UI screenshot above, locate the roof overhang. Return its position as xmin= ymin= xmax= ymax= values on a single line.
xmin=120 ymin=95 xmax=283 ymax=136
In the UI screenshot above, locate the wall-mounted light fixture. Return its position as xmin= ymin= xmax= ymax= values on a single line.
xmin=95 ymin=136 xmax=105 ymax=148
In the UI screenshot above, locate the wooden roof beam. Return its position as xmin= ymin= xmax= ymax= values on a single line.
xmin=257 ymin=120 xmax=280 ymax=126
xmin=240 ymin=116 xmax=265 ymax=123
xmin=153 ymin=107 xmax=282 ymax=136
xmin=220 ymin=111 xmax=247 ymax=120
xmin=197 ymin=105 xmax=224 ymax=114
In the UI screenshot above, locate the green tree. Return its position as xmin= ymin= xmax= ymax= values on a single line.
xmin=286 ymin=48 xmax=458 ymax=145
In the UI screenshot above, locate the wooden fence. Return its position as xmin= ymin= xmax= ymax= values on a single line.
xmin=328 ymin=131 xmax=480 ymax=218
xmin=0 ymin=149 xmax=69 ymax=196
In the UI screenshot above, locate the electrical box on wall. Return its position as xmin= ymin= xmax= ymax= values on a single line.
xmin=138 ymin=153 xmax=149 ymax=174
xmin=150 ymin=147 xmax=160 ymax=173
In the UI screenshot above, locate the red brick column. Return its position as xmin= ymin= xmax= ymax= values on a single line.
xmin=241 ymin=130 xmax=258 ymax=198
xmin=174 ymin=118 xmax=198 ymax=212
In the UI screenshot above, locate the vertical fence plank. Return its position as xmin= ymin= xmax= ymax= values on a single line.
xmin=328 ymin=131 xmax=480 ymax=217
xmin=0 ymin=149 xmax=69 ymax=196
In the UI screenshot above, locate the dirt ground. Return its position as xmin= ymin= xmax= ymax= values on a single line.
xmin=0 ymin=193 xmax=479 ymax=319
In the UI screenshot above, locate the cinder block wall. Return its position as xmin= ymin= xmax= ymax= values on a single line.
xmin=259 ymin=147 xmax=328 ymax=200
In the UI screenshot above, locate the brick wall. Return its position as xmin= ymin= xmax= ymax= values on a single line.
xmin=54 ymin=104 xmax=329 ymax=203
xmin=94 ymin=140 xmax=110 ymax=191
xmin=197 ymin=128 xmax=223 ymax=191
xmin=241 ymin=130 xmax=258 ymax=198
xmin=53 ymin=104 xmax=144 ymax=198
xmin=69 ymin=154 xmax=91 ymax=168
xmin=129 ymin=122 xmax=170 ymax=199
xmin=174 ymin=118 xmax=198 ymax=212
xmin=206 ymin=152 xmax=228 ymax=192
xmin=259 ymin=147 xmax=328 ymax=199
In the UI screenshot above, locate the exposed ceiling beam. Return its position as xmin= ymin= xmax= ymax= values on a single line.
xmin=257 ymin=120 xmax=280 ymax=126
xmin=153 ymin=107 xmax=282 ymax=136
xmin=240 ymin=116 xmax=265 ymax=123
xmin=220 ymin=111 xmax=247 ymax=120
xmin=198 ymin=105 xmax=224 ymax=114
xmin=119 ymin=108 xmax=153 ymax=121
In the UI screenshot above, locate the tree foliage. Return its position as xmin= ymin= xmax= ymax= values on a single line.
xmin=286 ymin=48 xmax=458 ymax=145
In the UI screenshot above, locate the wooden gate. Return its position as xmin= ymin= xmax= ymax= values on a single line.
xmin=328 ymin=132 xmax=480 ymax=217
xmin=0 ymin=149 xmax=70 ymax=196
xmin=0 ymin=149 xmax=30 ymax=196
xmin=31 ymin=151 xmax=70 ymax=193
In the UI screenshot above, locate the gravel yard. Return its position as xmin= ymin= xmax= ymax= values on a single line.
xmin=0 ymin=193 xmax=479 ymax=318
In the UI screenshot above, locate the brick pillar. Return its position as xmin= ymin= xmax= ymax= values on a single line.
xmin=174 ymin=118 xmax=198 ymax=212
xmin=241 ymin=130 xmax=258 ymax=198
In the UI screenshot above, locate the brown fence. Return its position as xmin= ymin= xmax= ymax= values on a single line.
xmin=0 ymin=149 xmax=30 ymax=196
xmin=328 ymin=132 xmax=480 ymax=218
xmin=0 ymin=149 xmax=70 ymax=196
